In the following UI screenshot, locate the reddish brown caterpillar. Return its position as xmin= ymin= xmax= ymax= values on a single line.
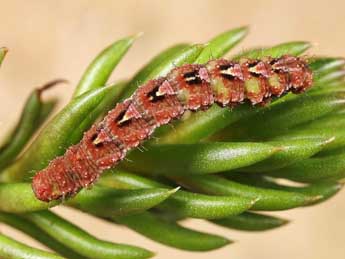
xmin=32 ymin=55 xmax=313 ymax=202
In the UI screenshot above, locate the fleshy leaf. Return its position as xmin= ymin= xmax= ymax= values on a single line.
xmin=72 ymin=35 xmax=138 ymax=98
xmin=124 ymin=142 xmax=278 ymax=175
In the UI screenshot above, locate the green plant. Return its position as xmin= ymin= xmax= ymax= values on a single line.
xmin=0 ymin=27 xmax=344 ymax=258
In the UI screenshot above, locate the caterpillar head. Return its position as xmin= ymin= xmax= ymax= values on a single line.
xmin=32 ymin=170 xmax=56 ymax=202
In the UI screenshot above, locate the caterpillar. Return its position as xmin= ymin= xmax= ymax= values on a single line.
xmin=32 ymin=55 xmax=313 ymax=202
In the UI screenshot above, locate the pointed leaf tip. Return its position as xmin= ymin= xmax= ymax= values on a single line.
xmin=133 ymin=31 xmax=144 ymax=39
xmin=72 ymin=34 xmax=138 ymax=98
xmin=0 ymin=47 xmax=8 ymax=54
xmin=235 ymin=41 xmax=311 ymax=60
xmin=170 ymin=186 xmax=181 ymax=194
xmin=195 ymin=26 xmax=249 ymax=63
xmin=0 ymin=47 xmax=9 ymax=66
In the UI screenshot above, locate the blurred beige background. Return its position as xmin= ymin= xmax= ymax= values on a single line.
xmin=0 ymin=0 xmax=344 ymax=258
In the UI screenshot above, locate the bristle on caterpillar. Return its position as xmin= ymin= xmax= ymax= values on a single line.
xmin=32 ymin=55 xmax=313 ymax=202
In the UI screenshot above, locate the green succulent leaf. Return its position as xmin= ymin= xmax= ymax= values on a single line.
xmin=288 ymin=181 xmax=343 ymax=205
xmin=210 ymin=212 xmax=289 ymax=231
xmin=294 ymin=113 xmax=345 ymax=131
xmin=194 ymin=26 xmax=248 ymax=63
xmin=0 ymin=212 xmax=87 ymax=259
xmin=310 ymin=57 xmax=345 ymax=73
xmin=240 ymin=138 xmax=333 ymax=172
xmin=216 ymin=90 xmax=345 ymax=141
xmin=228 ymin=174 xmax=343 ymax=205
xmin=266 ymin=153 xmax=345 ymax=182
xmin=157 ymin=190 xmax=255 ymax=219
xmin=273 ymin=127 xmax=345 ymax=154
xmin=0 ymin=80 xmax=65 ymax=170
xmin=310 ymin=57 xmax=345 ymax=83
xmin=315 ymin=70 xmax=345 ymax=86
xmin=124 ymin=142 xmax=278 ymax=175
xmin=115 ymin=212 xmax=231 ymax=251
xmin=99 ymin=171 xmax=256 ymax=219
xmin=0 ymin=182 xmax=174 ymax=215
xmin=0 ymin=47 xmax=8 ymax=67
xmin=0 ymin=183 xmax=57 ymax=213
xmin=72 ymin=34 xmax=139 ymax=98
xmin=25 ymin=210 xmax=154 ymax=259
xmin=67 ymin=186 xmax=177 ymax=217
xmin=37 ymin=98 xmax=59 ymax=125
xmin=233 ymin=41 xmax=311 ymax=59
xmin=0 ymin=233 xmax=65 ymax=259
xmin=174 ymin=175 xmax=319 ymax=210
